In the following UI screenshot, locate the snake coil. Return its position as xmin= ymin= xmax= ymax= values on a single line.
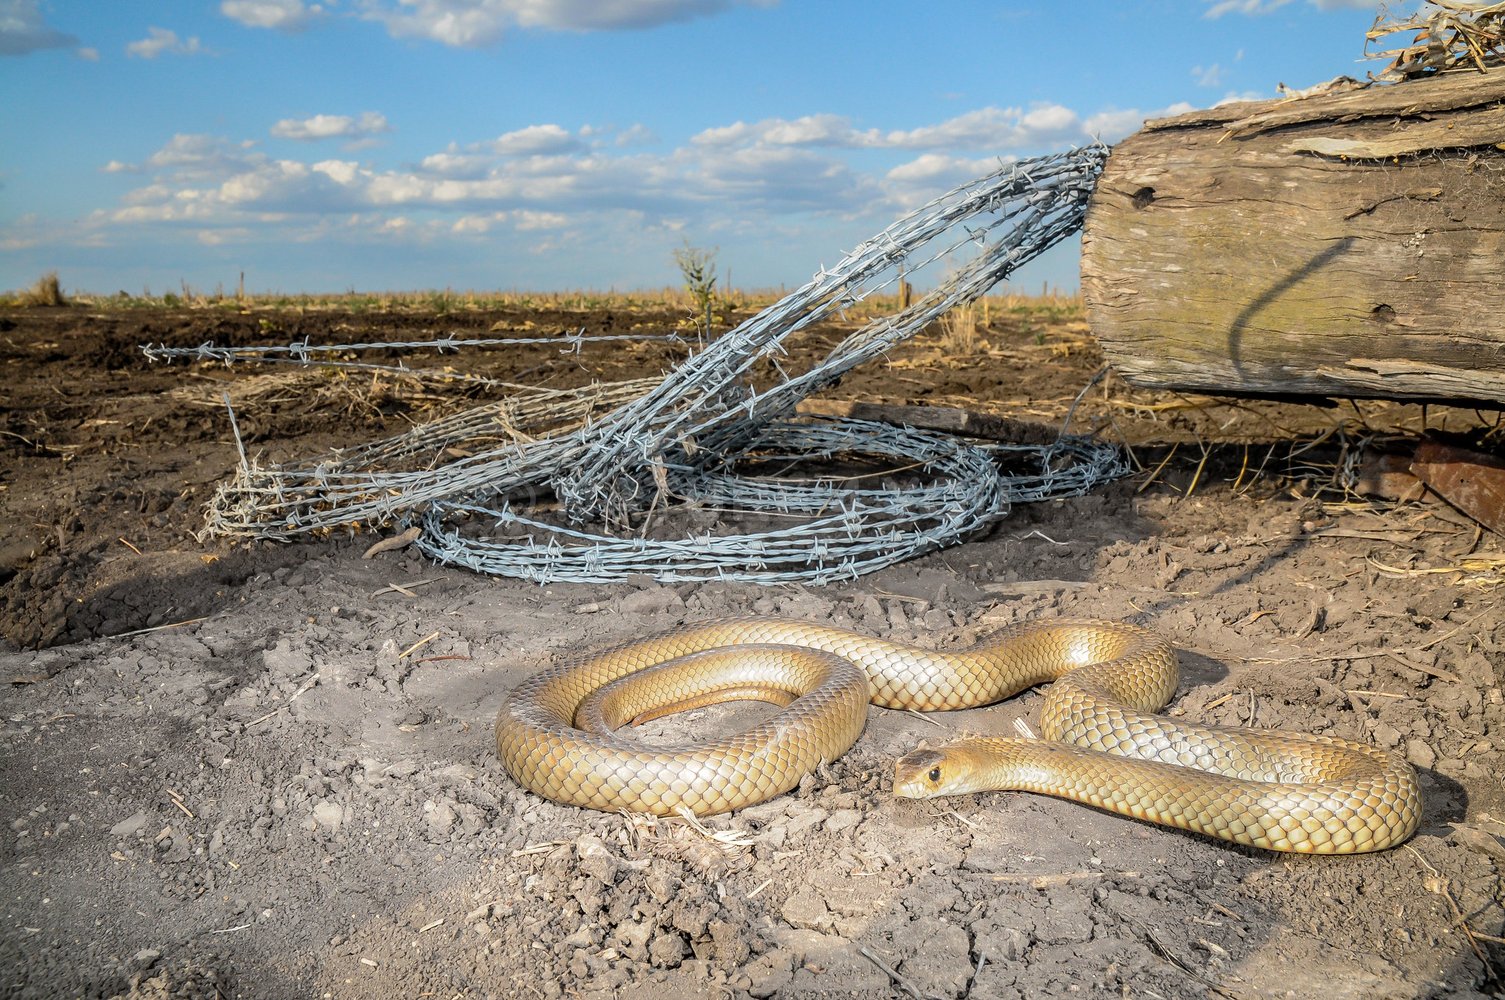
xmin=496 ymin=617 xmax=1421 ymax=854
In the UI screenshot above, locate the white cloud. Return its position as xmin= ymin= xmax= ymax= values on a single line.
xmin=1079 ymin=109 xmax=1148 ymax=141
xmin=362 ymin=1 xmax=509 ymax=46
xmin=1082 ymin=103 xmax=1196 ymax=142
xmin=615 ymin=123 xmax=657 ymax=146
xmin=419 ymin=150 xmax=493 ymax=177
xmin=681 ymin=144 xmax=877 ymax=212
xmin=885 ymin=105 xmax=1082 ymax=150
xmin=510 ymin=0 xmax=775 ymax=30
xmin=489 ymin=123 xmax=582 ymax=155
xmin=760 ymin=113 xmax=871 ymax=147
xmin=1192 ymin=63 xmax=1225 ymax=87
xmin=121 ymin=183 xmax=176 ymax=206
xmin=357 ymin=0 xmax=773 ymax=47
xmin=514 ymin=209 xmax=568 ymax=230
xmin=123 ymin=134 xmax=269 ymax=190
xmin=147 ymin=134 xmax=260 ymax=171
xmin=0 ymin=0 xmax=77 ymax=56
xmin=884 ymin=152 xmax=1046 ymax=218
xmin=885 ymin=153 xmax=1013 ymax=207
xmin=451 ymin=214 xmax=494 ymax=235
xmin=125 ymin=27 xmax=207 ymax=59
xmin=1205 ymin=0 xmax=1290 ymax=15
xmin=220 ymin=0 xmax=324 ymax=30
xmin=271 ymin=112 xmax=392 ymax=141
xmin=694 ymin=106 xmax=1101 ymax=154
xmin=87 ymin=97 xmax=1174 ymax=285
xmin=209 ymin=158 xmax=373 ymax=213
xmin=102 ymin=100 xmax=1188 ymax=236
xmin=197 ymin=227 xmax=254 ymax=246
xmin=450 ymin=209 xmax=568 ymax=234
xmin=414 ymin=124 xmax=588 ymax=175
xmin=690 ymin=121 xmax=753 ymax=147
xmin=104 ymin=116 xmax=880 ymax=231
xmin=692 ymin=114 xmax=875 ymax=149
xmin=1205 ymin=0 xmax=1372 ymax=15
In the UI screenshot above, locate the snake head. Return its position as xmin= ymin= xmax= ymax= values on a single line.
xmin=893 ymin=744 xmax=988 ymax=800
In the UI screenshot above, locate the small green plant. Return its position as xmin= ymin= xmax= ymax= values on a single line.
xmin=673 ymin=243 xmax=718 ymax=339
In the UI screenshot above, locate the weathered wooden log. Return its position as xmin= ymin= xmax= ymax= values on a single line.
xmin=1081 ymin=70 xmax=1505 ymax=405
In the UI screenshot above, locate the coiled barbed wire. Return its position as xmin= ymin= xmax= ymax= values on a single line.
xmin=198 ymin=146 xmax=1121 ymax=584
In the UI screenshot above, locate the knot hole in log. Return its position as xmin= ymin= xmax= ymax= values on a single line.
xmin=1131 ymin=186 xmax=1156 ymax=210
xmin=1371 ymin=303 xmax=1397 ymax=323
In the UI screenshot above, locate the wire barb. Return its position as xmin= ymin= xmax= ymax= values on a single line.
xmin=196 ymin=146 xmax=1124 ymax=585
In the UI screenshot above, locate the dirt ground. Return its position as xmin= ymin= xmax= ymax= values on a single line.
xmin=1 ymin=300 xmax=1502 ymax=1000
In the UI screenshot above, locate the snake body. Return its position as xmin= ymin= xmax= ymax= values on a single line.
xmin=496 ymin=617 xmax=1421 ymax=854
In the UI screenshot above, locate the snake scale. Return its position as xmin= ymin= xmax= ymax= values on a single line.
xmin=496 ymin=617 xmax=1421 ymax=854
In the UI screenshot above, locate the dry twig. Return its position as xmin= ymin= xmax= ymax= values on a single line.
xmin=1367 ymin=1 xmax=1505 ymax=79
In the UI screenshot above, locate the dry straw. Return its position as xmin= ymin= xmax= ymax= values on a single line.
xmin=1367 ymin=0 xmax=1505 ymax=79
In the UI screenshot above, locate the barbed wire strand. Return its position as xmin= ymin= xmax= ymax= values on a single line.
xmin=197 ymin=146 xmax=1120 ymax=585
xmin=140 ymin=329 xmax=688 ymax=365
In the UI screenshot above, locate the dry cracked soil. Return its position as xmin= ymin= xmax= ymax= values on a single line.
xmin=1 ymin=300 xmax=1502 ymax=999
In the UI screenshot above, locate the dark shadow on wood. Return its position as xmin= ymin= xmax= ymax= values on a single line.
xmin=1227 ymin=236 xmax=1356 ymax=376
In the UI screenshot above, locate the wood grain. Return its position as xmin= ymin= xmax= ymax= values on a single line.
xmin=1081 ymin=70 xmax=1505 ymax=404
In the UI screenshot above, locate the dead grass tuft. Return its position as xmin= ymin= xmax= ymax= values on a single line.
xmin=1367 ymin=0 xmax=1505 ymax=78
xmin=18 ymin=271 xmax=67 ymax=307
xmin=938 ymin=302 xmax=980 ymax=354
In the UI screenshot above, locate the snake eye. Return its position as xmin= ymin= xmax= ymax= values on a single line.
xmin=928 ymin=766 xmax=942 ymax=783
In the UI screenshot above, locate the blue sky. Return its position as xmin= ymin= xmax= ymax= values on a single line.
xmin=2 ymin=0 xmax=1399 ymax=296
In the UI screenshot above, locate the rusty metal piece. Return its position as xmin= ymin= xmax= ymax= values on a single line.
xmin=1411 ymin=441 xmax=1505 ymax=535
xmin=1354 ymin=450 xmax=1426 ymax=502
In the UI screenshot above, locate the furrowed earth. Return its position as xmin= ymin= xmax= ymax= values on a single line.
xmin=1 ymin=297 xmax=1502 ymax=999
